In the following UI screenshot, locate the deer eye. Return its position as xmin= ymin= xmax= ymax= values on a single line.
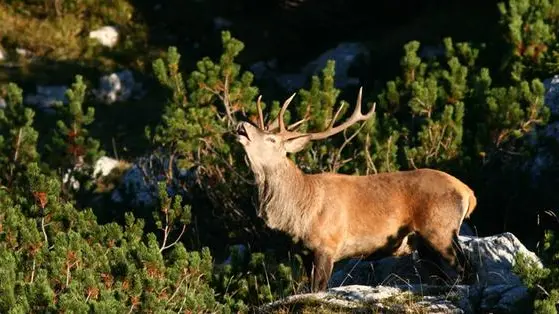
xmin=266 ymin=137 xmax=277 ymax=143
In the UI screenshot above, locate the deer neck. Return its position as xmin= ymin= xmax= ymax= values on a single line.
xmin=254 ymin=158 xmax=315 ymax=238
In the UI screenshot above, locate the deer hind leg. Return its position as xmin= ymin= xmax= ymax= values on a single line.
xmin=311 ymin=251 xmax=334 ymax=292
xmin=451 ymin=233 xmax=474 ymax=283
xmin=417 ymin=229 xmax=468 ymax=284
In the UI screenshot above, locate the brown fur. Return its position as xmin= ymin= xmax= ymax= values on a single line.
xmin=236 ymin=119 xmax=477 ymax=292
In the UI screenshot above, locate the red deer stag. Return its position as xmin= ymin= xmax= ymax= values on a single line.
xmin=234 ymin=88 xmax=476 ymax=292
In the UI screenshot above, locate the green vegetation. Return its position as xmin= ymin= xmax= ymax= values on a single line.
xmin=515 ymin=230 xmax=559 ymax=313
xmin=0 ymin=0 xmax=558 ymax=312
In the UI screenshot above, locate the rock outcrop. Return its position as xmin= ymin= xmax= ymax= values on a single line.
xmin=89 ymin=26 xmax=119 ymax=48
xmin=260 ymin=232 xmax=540 ymax=314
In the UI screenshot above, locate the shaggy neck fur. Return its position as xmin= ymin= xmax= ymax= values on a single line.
xmin=249 ymin=158 xmax=316 ymax=239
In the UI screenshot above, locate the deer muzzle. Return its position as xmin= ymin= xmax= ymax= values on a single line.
xmin=235 ymin=122 xmax=250 ymax=141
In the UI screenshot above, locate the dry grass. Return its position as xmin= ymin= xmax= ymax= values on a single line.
xmin=0 ymin=1 xmax=152 ymax=85
xmin=0 ymin=3 xmax=86 ymax=60
xmin=262 ymin=289 xmax=448 ymax=314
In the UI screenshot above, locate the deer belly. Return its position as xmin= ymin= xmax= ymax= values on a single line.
xmin=340 ymin=230 xmax=410 ymax=259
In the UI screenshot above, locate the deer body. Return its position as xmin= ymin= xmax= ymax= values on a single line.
xmin=235 ymin=88 xmax=476 ymax=291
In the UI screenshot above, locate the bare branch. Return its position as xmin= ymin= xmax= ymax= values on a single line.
xmin=159 ymin=225 xmax=187 ymax=253
xmin=13 ymin=128 xmax=22 ymax=163
xmin=331 ymin=122 xmax=367 ymax=172
xmin=222 ymin=76 xmax=236 ymax=127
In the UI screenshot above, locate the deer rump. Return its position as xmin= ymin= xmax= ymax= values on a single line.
xmin=234 ymin=87 xmax=476 ymax=292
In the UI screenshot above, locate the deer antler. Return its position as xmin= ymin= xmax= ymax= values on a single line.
xmin=255 ymin=95 xmax=265 ymax=129
xmin=254 ymin=94 xmax=308 ymax=132
xmin=271 ymin=87 xmax=375 ymax=140
xmin=254 ymin=87 xmax=375 ymax=138
xmin=277 ymin=93 xmax=297 ymax=133
xmin=307 ymin=87 xmax=376 ymax=140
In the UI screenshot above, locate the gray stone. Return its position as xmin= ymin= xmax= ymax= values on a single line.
xmin=24 ymin=85 xmax=68 ymax=110
xmin=522 ymin=75 xmax=559 ymax=183
xmin=110 ymin=153 xmax=197 ymax=208
xmin=0 ymin=97 xmax=6 ymax=109
xmin=479 ymin=285 xmax=531 ymax=314
xmin=288 ymin=232 xmax=539 ymax=314
xmin=460 ymin=232 xmax=542 ymax=286
xmin=543 ymin=75 xmax=559 ymax=116
xmin=252 ymin=42 xmax=368 ymax=92
xmin=112 ymin=165 xmax=156 ymax=207
xmin=300 ymin=42 xmax=367 ymax=88
xmin=258 ymin=285 xmax=466 ymax=313
xmin=213 ymin=17 xmax=232 ymax=31
xmin=93 ymin=70 xmax=143 ymax=104
xmin=419 ymin=44 xmax=446 ymax=59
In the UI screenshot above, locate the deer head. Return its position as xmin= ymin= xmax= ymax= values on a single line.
xmin=235 ymin=87 xmax=376 ymax=170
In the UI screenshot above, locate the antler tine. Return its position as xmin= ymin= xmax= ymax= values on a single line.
xmin=308 ymin=87 xmax=376 ymax=141
xmin=256 ymin=95 xmax=265 ymax=129
xmin=267 ymin=116 xmax=309 ymax=132
xmin=276 ymin=93 xmax=296 ymax=133
xmin=287 ymin=117 xmax=309 ymax=131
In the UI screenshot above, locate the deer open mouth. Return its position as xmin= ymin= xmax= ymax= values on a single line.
xmin=236 ymin=123 xmax=250 ymax=141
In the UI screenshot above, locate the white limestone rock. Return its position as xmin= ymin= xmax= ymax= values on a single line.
xmin=460 ymin=232 xmax=543 ymax=286
xmin=322 ymin=232 xmax=540 ymax=313
xmin=259 ymin=285 xmax=466 ymax=313
xmin=15 ymin=48 xmax=32 ymax=57
xmin=89 ymin=26 xmax=119 ymax=48
xmin=0 ymin=46 xmax=6 ymax=61
xmin=93 ymin=156 xmax=121 ymax=178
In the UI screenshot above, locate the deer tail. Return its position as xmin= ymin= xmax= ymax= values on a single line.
xmin=465 ymin=192 xmax=477 ymax=218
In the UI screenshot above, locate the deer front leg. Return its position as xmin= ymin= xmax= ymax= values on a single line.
xmin=311 ymin=251 xmax=334 ymax=292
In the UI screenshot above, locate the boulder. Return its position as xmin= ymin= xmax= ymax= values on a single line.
xmin=108 ymin=153 xmax=198 ymax=208
xmin=251 ymin=42 xmax=368 ymax=92
xmin=525 ymin=74 xmax=559 ymax=182
xmin=419 ymin=44 xmax=446 ymax=59
xmin=259 ymin=285 xmax=468 ymax=313
xmin=93 ymin=70 xmax=144 ymax=104
xmin=24 ymin=85 xmax=68 ymax=111
xmin=543 ymin=75 xmax=559 ymax=116
xmin=89 ymin=26 xmax=119 ymax=48
xmin=460 ymin=233 xmax=542 ymax=286
xmin=296 ymin=42 xmax=368 ymax=89
xmin=0 ymin=46 xmax=6 ymax=61
xmin=15 ymin=48 xmax=32 ymax=58
xmin=93 ymin=156 xmax=122 ymax=178
xmin=263 ymin=232 xmax=539 ymax=313
xmin=62 ymin=168 xmax=81 ymax=191
xmin=213 ymin=17 xmax=233 ymax=31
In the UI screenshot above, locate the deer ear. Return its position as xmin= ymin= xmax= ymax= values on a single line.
xmin=284 ymin=135 xmax=311 ymax=153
